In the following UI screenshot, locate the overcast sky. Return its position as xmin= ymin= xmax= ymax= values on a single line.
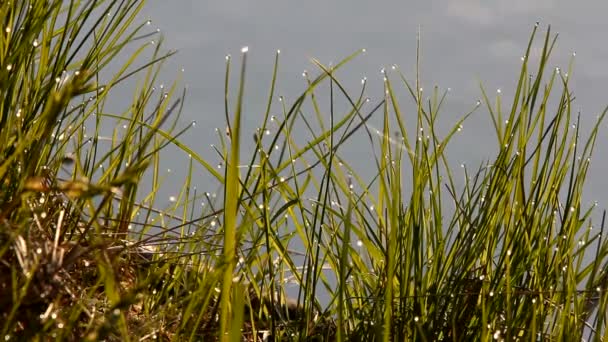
xmin=137 ymin=1 xmax=608 ymax=210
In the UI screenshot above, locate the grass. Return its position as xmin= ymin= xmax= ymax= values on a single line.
xmin=1 ymin=1 xmax=608 ymax=341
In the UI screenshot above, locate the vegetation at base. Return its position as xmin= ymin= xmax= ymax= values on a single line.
xmin=1 ymin=1 xmax=608 ymax=341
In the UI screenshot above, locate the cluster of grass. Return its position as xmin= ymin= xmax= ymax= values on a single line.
xmin=2 ymin=1 xmax=608 ymax=341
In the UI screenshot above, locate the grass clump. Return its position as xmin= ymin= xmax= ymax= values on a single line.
xmin=1 ymin=1 xmax=608 ymax=341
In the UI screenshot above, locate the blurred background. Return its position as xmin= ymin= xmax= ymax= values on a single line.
xmin=131 ymin=0 xmax=608 ymax=220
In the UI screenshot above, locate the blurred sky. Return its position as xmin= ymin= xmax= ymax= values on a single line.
xmin=135 ymin=1 xmax=608 ymax=214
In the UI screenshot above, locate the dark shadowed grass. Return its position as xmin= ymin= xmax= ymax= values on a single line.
xmin=1 ymin=1 xmax=608 ymax=341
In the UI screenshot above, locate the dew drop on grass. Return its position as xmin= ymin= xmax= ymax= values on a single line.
xmin=5 ymin=26 xmax=10 ymax=33
xmin=414 ymin=316 xmax=419 ymax=322
xmin=476 ymin=100 xmax=481 ymax=106
xmin=241 ymin=46 xmax=249 ymax=53
xmin=33 ymin=39 xmax=39 ymax=47
xmin=6 ymin=64 xmax=12 ymax=71
xmin=497 ymin=89 xmax=501 ymax=94
xmin=361 ymin=77 xmax=366 ymax=85
xmin=357 ymin=240 xmax=363 ymax=247
xmin=225 ymin=54 xmax=231 ymax=61
xmin=169 ymin=196 xmax=176 ymax=202
xmin=36 ymin=248 xmax=42 ymax=254
xmin=489 ymin=291 xmax=494 ymax=297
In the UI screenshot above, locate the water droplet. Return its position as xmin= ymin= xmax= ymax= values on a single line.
xmin=276 ymin=49 xmax=280 ymax=54
xmin=51 ymin=313 xmax=57 ymax=319
xmin=555 ymin=67 xmax=560 ymax=74
xmin=357 ymin=240 xmax=363 ymax=247
xmin=476 ymin=100 xmax=481 ymax=106
xmin=361 ymin=77 xmax=367 ymax=85
xmin=497 ymin=89 xmax=501 ymax=94
xmin=241 ymin=46 xmax=249 ymax=53
xmin=6 ymin=64 xmax=12 ymax=71
xmin=489 ymin=291 xmax=494 ymax=297
xmin=191 ymin=121 xmax=196 ymax=127
xmin=16 ymin=109 xmax=21 ymax=118
xmin=265 ymin=129 xmax=270 ymax=135
xmin=361 ymin=48 xmax=366 ymax=53
xmin=5 ymin=27 xmax=11 ymax=33
xmin=225 ymin=54 xmax=231 ymax=61
xmin=380 ymin=67 xmax=385 ymax=74
xmin=169 ymin=196 xmax=176 ymax=202
xmin=33 ymin=39 xmax=39 ymax=47
xmin=572 ymin=51 xmax=576 ymax=57
xmin=210 ymin=220 xmax=216 ymax=227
